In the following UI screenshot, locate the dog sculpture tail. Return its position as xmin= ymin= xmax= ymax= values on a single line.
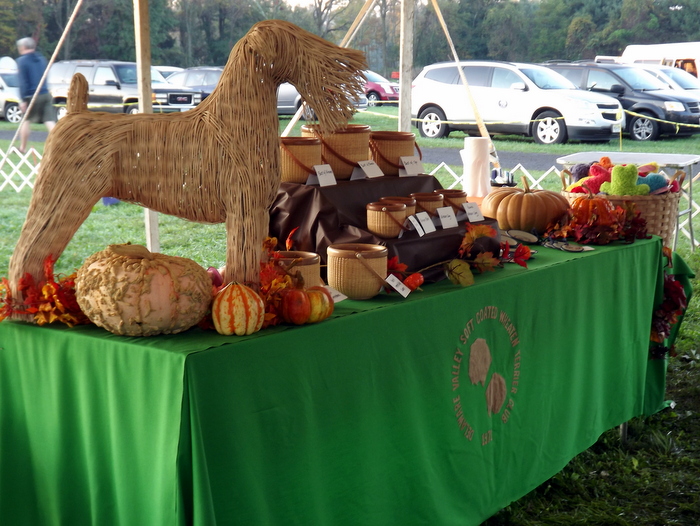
xmin=66 ymin=73 xmax=89 ymax=114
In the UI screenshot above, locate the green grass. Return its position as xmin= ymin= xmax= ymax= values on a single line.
xmin=2 ymin=109 xmax=700 ymax=525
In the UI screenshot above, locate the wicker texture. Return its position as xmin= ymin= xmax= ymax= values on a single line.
xmin=438 ymin=189 xmax=468 ymax=212
xmin=276 ymin=251 xmax=321 ymax=287
xmin=327 ymin=243 xmax=387 ymax=300
xmin=8 ymin=20 xmax=367 ymax=317
xmin=562 ymin=190 xmax=680 ymax=247
xmin=301 ymin=124 xmax=371 ymax=179
xmin=369 ymin=131 xmax=420 ymax=176
xmin=366 ymin=202 xmax=407 ymax=238
xmin=380 ymin=196 xmax=416 ymax=216
xmin=280 ymin=137 xmax=322 ymax=183
xmin=410 ymin=192 xmax=444 ymax=217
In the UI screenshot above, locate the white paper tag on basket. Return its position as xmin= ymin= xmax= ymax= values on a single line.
xmin=385 ymin=274 xmax=411 ymax=298
xmin=306 ymin=164 xmax=336 ymax=186
xmin=399 ymin=155 xmax=423 ymax=176
xmin=463 ymin=202 xmax=484 ymax=222
xmin=437 ymin=206 xmax=459 ymax=229
xmin=350 ymin=160 xmax=384 ymax=180
xmin=415 ymin=211 xmax=436 ymax=234
xmin=325 ymin=286 xmax=347 ymax=303
xmin=407 ymin=214 xmax=426 ymax=237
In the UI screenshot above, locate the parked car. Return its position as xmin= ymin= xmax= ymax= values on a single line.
xmin=166 ymin=66 xmax=223 ymax=99
xmin=632 ymin=63 xmax=700 ymax=94
xmin=544 ymin=61 xmax=700 ymax=141
xmin=277 ymin=81 xmax=368 ymax=115
xmin=363 ymin=70 xmax=399 ymax=106
xmin=47 ymin=60 xmax=202 ymax=118
xmin=153 ymin=65 xmax=184 ymax=79
xmin=411 ymin=60 xmax=624 ymax=144
xmin=0 ymin=69 xmax=22 ymax=123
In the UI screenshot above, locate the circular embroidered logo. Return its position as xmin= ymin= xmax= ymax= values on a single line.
xmin=450 ymin=306 xmax=521 ymax=446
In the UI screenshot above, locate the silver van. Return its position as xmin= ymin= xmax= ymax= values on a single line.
xmin=411 ymin=61 xmax=624 ymax=144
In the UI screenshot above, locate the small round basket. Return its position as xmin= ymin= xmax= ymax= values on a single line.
xmin=327 ymin=243 xmax=388 ymax=300
xmin=562 ymin=190 xmax=681 ymax=247
xmin=276 ymin=251 xmax=321 ymax=287
xmin=366 ymin=201 xmax=407 ymax=238
xmin=410 ymin=192 xmax=444 ymax=217
xmin=436 ymin=189 xmax=468 ymax=212
xmin=369 ymin=131 xmax=422 ymax=176
xmin=280 ymin=137 xmax=322 ymax=184
xmin=380 ymin=196 xmax=416 ymax=216
xmin=301 ymin=124 xmax=371 ymax=180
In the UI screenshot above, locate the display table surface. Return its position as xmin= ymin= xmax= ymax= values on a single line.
xmin=0 ymin=238 xmax=668 ymax=526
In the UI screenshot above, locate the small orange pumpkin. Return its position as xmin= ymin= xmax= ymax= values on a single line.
xmin=571 ymin=188 xmax=618 ymax=226
xmin=212 ymin=282 xmax=265 ymax=336
xmin=481 ymin=177 xmax=569 ymax=234
xmin=279 ymin=286 xmax=334 ymax=325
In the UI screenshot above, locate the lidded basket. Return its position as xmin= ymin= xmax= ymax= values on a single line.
xmin=301 ymin=124 xmax=371 ymax=180
xmin=280 ymin=137 xmax=322 ymax=183
xmin=366 ymin=201 xmax=407 ymax=238
xmin=327 ymin=243 xmax=388 ymax=300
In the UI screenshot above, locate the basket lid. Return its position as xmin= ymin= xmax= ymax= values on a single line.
xmin=301 ymin=124 xmax=371 ymax=135
xmin=436 ymin=189 xmax=467 ymax=198
xmin=369 ymin=131 xmax=415 ymax=141
xmin=380 ymin=196 xmax=416 ymax=206
xmin=366 ymin=201 xmax=406 ymax=212
xmin=327 ymin=243 xmax=388 ymax=258
xmin=280 ymin=137 xmax=321 ymax=146
xmin=410 ymin=192 xmax=444 ymax=202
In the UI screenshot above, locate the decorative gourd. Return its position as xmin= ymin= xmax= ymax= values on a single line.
xmin=571 ymin=189 xmax=618 ymax=226
xmin=75 ymin=244 xmax=212 ymax=336
xmin=278 ymin=286 xmax=334 ymax=325
xmin=481 ymin=177 xmax=569 ymax=234
xmin=212 ymin=282 xmax=265 ymax=336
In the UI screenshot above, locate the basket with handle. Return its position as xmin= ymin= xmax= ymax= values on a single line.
xmin=410 ymin=192 xmax=444 ymax=217
xmin=301 ymin=124 xmax=371 ymax=180
xmin=275 ymin=251 xmax=322 ymax=286
xmin=369 ymin=131 xmax=422 ymax=176
xmin=366 ymin=201 xmax=408 ymax=238
xmin=326 ymin=243 xmax=388 ymax=300
xmin=380 ymin=196 xmax=416 ymax=216
xmin=280 ymin=137 xmax=323 ymax=183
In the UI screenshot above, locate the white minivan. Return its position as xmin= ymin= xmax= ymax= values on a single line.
xmin=411 ymin=61 xmax=625 ymax=144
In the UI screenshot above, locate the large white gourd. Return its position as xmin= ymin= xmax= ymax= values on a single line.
xmin=75 ymin=244 xmax=212 ymax=336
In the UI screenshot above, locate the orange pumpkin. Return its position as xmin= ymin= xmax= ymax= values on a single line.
xmin=212 ymin=282 xmax=265 ymax=336
xmin=278 ymin=286 xmax=334 ymax=325
xmin=481 ymin=177 xmax=569 ymax=234
xmin=571 ymin=189 xmax=618 ymax=226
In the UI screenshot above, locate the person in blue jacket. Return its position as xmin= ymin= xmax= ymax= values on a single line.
xmin=16 ymin=37 xmax=56 ymax=154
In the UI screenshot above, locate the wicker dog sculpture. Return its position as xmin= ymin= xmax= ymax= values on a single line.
xmin=8 ymin=20 xmax=367 ymax=319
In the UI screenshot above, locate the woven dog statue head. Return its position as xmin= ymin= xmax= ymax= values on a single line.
xmin=8 ymin=20 xmax=367 ymax=320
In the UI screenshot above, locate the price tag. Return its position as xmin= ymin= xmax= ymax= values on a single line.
xmin=385 ymin=274 xmax=411 ymax=298
xmin=415 ymin=211 xmax=436 ymax=234
xmin=407 ymin=215 xmax=426 ymax=237
xmin=325 ymin=286 xmax=347 ymax=303
xmin=437 ymin=206 xmax=459 ymax=229
xmin=306 ymin=164 xmax=337 ymax=186
xmin=463 ymin=202 xmax=484 ymax=222
xmin=399 ymin=155 xmax=423 ymax=176
xmin=350 ymin=160 xmax=384 ymax=180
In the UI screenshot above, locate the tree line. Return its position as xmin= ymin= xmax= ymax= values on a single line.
xmin=3 ymin=0 xmax=700 ymax=80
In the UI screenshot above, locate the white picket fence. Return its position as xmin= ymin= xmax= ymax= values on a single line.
xmin=2 ymin=147 xmax=697 ymax=248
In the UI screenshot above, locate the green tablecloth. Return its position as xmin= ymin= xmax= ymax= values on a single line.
xmin=0 ymin=238 xmax=668 ymax=525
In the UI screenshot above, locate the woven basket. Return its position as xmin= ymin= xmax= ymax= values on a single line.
xmin=380 ymin=196 xmax=416 ymax=216
xmin=436 ymin=189 xmax=467 ymax=212
xmin=369 ymin=131 xmax=421 ymax=176
xmin=366 ymin=201 xmax=407 ymax=238
xmin=276 ymin=251 xmax=321 ymax=286
xmin=562 ymin=190 xmax=681 ymax=247
xmin=301 ymin=124 xmax=371 ymax=180
xmin=410 ymin=192 xmax=444 ymax=217
xmin=327 ymin=243 xmax=388 ymax=300
xmin=280 ymin=138 xmax=322 ymax=183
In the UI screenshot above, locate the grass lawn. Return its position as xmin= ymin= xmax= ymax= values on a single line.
xmin=1 ymin=108 xmax=699 ymax=525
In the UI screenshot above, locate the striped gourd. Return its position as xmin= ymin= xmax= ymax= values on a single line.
xmin=212 ymin=282 xmax=265 ymax=336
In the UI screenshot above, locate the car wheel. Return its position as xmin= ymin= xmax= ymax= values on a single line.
xmin=418 ymin=107 xmax=450 ymax=138
xmin=533 ymin=111 xmax=567 ymax=144
xmin=5 ymin=103 xmax=22 ymax=124
xmin=127 ymin=106 xmax=140 ymax=115
xmin=55 ymin=105 xmax=68 ymax=120
xmin=367 ymin=92 xmax=382 ymax=107
xmin=629 ymin=114 xmax=659 ymax=141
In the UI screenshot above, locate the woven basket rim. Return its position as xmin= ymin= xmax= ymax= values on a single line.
xmin=301 ymin=123 xmax=371 ymax=135
xmin=369 ymin=131 xmax=416 ymax=140
xmin=366 ymin=201 xmax=406 ymax=212
xmin=280 ymin=137 xmax=321 ymax=146
xmin=276 ymin=250 xmax=320 ymax=265
xmin=380 ymin=196 xmax=417 ymax=205
xmin=411 ymin=192 xmax=444 ymax=201
xmin=327 ymin=243 xmax=388 ymax=258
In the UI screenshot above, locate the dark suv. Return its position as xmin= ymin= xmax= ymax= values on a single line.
xmin=47 ymin=60 xmax=201 ymax=118
xmin=544 ymin=61 xmax=700 ymax=141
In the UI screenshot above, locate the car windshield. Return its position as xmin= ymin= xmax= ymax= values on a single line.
xmin=113 ymin=64 xmax=168 ymax=84
xmin=661 ymin=67 xmax=700 ymax=89
xmin=0 ymin=72 xmax=19 ymax=87
xmin=614 ymin=67 xmax=667 ymax=90
xmin=364 ymin=70 xmax=390 ymax=83
xmin=520 ymin=67 xmax=576 ymax=89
